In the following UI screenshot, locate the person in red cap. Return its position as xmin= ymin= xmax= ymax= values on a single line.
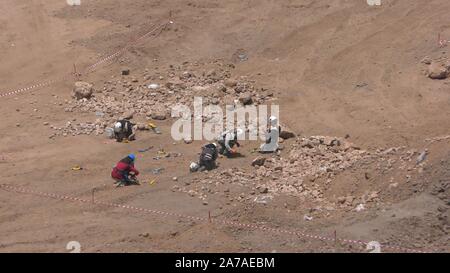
xmin=111 ymin=154 xmax=140 ymax=187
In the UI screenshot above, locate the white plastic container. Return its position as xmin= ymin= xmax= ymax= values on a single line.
xmin=105 ymin=127 xmax=114 ymax=139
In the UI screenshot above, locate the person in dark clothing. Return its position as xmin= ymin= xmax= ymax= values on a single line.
xmin=190 ymin=143 xmax=219 ymax=172
xmin=198 ymin=143 xmax=218 ymax=171
xmin=111 ymin=154 xmax=140 ymax=187
xmin=113 ymin=119 xmax=135 ymax=142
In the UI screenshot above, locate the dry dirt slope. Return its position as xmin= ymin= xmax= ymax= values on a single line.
xmin=0 ymin=0 xmax=449 ymax=252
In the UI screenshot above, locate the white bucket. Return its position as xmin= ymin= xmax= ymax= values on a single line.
xmin=105 ymin=128 xmax=114 ymax=139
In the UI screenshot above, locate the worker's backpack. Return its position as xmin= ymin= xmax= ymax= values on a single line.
xmin=201 ymin=146 xmax=216 ymax=161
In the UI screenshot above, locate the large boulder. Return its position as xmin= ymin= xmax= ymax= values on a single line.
xmin=72 ymin=81 xmax=93 ymax=100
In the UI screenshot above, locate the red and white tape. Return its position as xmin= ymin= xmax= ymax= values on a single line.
xmin=0 ymin=20 xmax=172 ymax=99
xmin=438 ymin=33 xmax=448 ymax=48
xmin=0 ymin=184 xmax=432 ymax=253
xmin=82 ymin=20 xmax=171 ymax=75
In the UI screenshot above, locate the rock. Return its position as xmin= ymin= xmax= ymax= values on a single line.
xmin=322 ymin=136 xmax=340 ymax=146
xmin=72 ymin=81 xmax=93 ymax=100
xmin=121 ymin=68 xmax=130 ymax=75
xmin=206 ymin=69 xmax=216 ymax=77
xmin=137 ymin=124 xmax=147 ymax=130
xmin=217 ymin=84 xmax=227 ymax=93
xmin=355 ymin=82 xmax=368 ymax=88
xmin=259 ymin=187 xmax=269 ymax=194
xmin=279 ymin=130 xmax=295 ymax=139
xmin=181 ymin=71 xmax=192 ymax=79
xmin=224 ymin=79 xmax=237 ymax=87
xmin=301 ymin=140 xmax=315 ymax=149
xmin=184 ymin=138 xmax=193 ymax=144
xmin=151 ymin=111 xmax=167 ymax=120
xmin=421 ymin=56 xmax=432 ymax=65
xmin=345 ymin=196 xmax=354 ymax=205
xmin=416 ymin=150 xmax=428 ymax=164
xmin=311 ymin=190 xmax=320 ymax=197
xmin=148 ymin=83 xmax=159 ymax=89
xmin=239 ymin=92 xmax=253 ymax=105
xmin=355 ymin=204 xmax=365 ymax=212
xmin=389 ymin=182 xmax=399 ymax=188
xmin=234 ymin=85 xmax=245 ymax=93
xmin=202 ymin=200 xmax=208 ymax=206
xmin=368 ymin=191 xmax=378 ymax=201
xmin=428 ymin=63 xmax=449 ymax=79
xmin=172 ymin=177 xmax=178 ymax=181
xmin=252 ymin=157 xmax=266 ymax=167
xmin=122 ymin=110 xmax=134 ymax=120
xmin=342 ymin=141 xmax=360 ymax=151
xmin=210 ymin=98 xmax=220 ymax=105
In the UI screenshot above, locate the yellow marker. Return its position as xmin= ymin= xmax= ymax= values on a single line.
xmin=71 ymin=165 xmax=82 ymax=171
xmin=148 ymin=122 xmax=157 ymax=129
xmin=157 ymin=148 xmax=167 ymax=156
xmin=149 ymin=179 xmax=156 ymax=185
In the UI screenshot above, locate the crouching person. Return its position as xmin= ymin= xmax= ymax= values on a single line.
xmin=113 ymin=119 xmax=136 ymax=142
xmin=260 ymin=116 xmax=280 ymax=153
xmin=217 ymin=128 xmax=244 ymax=158
xmin=111 ymin=154 xmax=140 ymax=187
xmin=190 ymin=143 xmax=218 ymax=172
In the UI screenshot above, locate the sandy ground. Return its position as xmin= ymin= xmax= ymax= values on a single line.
xmin=0 ymin=0 xmax=449 ymax=253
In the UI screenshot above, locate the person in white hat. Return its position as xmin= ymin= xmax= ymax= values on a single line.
xmin=260 ymin=116 xmax=280 ymax=153
xmin=217 ymin=128 xmax=244 ymax=157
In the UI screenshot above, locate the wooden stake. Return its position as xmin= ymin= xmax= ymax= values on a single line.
xmin=92 ymin=188 xmax=96 ymax=203
xmin=73 ymin=63 xmax=80 ymax=81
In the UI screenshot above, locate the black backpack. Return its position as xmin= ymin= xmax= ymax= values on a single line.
xmin=201 ymin=145 xmax=217 ymax=161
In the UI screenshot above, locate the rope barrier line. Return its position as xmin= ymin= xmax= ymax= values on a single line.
xmin=0 ymin=19 xmax=172 ymax=99
xmin=0 ymin=184 xmax=429 ymax=253
xmin=82 ymin=20 xmax=171 ymax=75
